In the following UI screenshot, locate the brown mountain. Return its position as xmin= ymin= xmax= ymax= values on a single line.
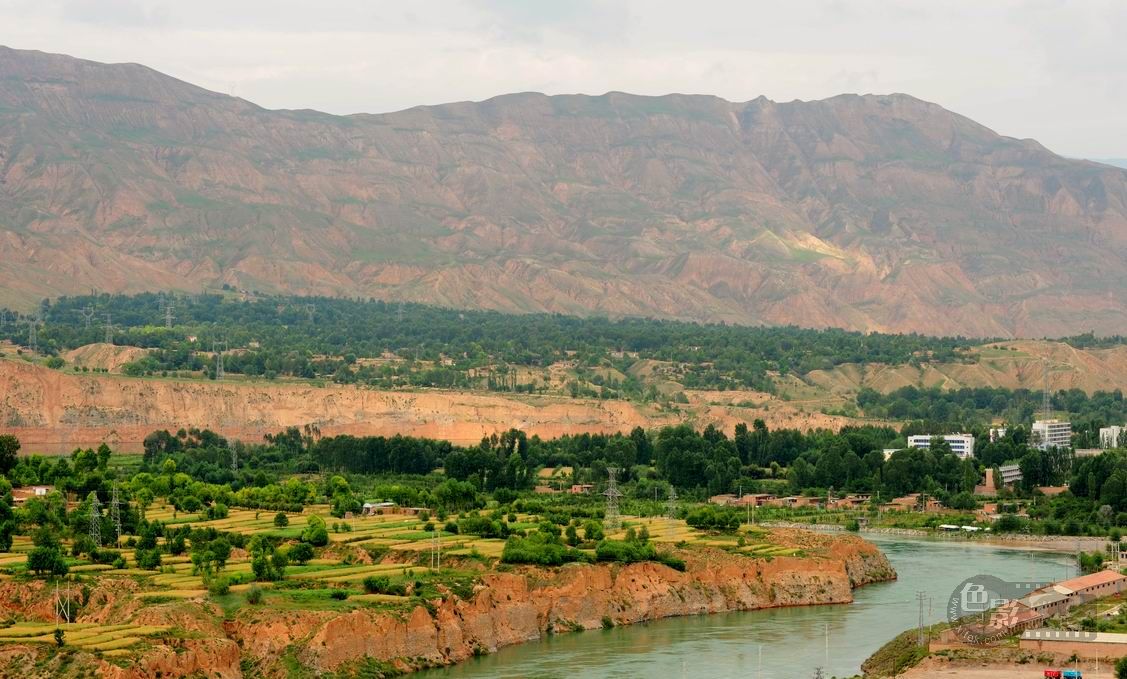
xmin=2 ymin=46 xmax=1127 ymax=337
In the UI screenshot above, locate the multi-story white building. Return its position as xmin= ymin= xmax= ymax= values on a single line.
xmin=1032 ymin=419 xmax=1072 ymax=450
xmin=1100 ymin=425 xmax=1125 ymax=449
xmin=906 ymin=433 xmax=975 ymax=459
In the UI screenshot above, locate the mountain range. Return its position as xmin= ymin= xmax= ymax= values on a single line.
xmin=2 ymin=46 xmax=1127 ymax=337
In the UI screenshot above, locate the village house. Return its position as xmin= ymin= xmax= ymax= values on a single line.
xmin=11 ymin=485 xmax=52 ymax=504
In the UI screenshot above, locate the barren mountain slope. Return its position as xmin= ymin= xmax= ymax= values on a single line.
xmin=0 ymin=359 xmax=861 ymax=453
xmin=3 ymin=47 xmax=1127 ymax=336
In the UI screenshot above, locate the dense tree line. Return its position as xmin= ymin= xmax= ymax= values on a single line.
xmin=2 ymin=292 xmax=979 ymax=392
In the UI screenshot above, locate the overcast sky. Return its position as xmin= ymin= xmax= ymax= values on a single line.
xmin=2 ymin=0 xmax=1125 ymax=158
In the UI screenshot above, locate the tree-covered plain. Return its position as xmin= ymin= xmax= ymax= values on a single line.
xmin=1 ymin=292 xmax=979 ymax=393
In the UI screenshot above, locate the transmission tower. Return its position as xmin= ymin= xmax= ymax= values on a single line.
xmin=603 ymin=467 xmax=623 ymax=533
xmin=103 ymin=313 xmax=113 ymax=344
xmin=0 ymin=310 xmax=6 ymax=328
xmin=666 ymin=485 xmax=679 ymax=520
xmin=213 ymin=340 xmax=226 ymax=380
xmin=89 ymin=494 xmax=102 ymax=546
xmin=110 ymin=483 xmax=122 ymax=543
xmin=1041 ymin=358 xmax=1052 ymax=420
xmin=430 ymin=529 xmax=441 ymax=571
xmin=916 ymin=590 xmax=928 ymax=646
xmin=26 ymin=318 xmax=38 ymax=354
xmin=396 ymin=302 xmax=404 ymax=323
xmin=304 ymin=304 xmax=315 ymax=323
xmin=231 ymin=445 xmax=238 ymax=473
xmin=80 ymin=305 xmax=95 ymax=330
xmin=164 ymin=303 xmax=174 ymax=329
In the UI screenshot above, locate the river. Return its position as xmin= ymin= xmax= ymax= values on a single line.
xmin=419 ymin=535 xmax=1077 ymax=679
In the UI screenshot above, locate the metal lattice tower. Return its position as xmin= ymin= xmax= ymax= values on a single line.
xmin=603 ymin=467 xmax=623 ymax=533
xmin=0 ymin=310 xmax=6 ymax=328
xmin=80 ymin=305 xmax=95 ymax=329
xmin=89 ymin=494 xmax=102 ymax=546
xmin=27 ymin=318 xmax=38 ymax=354
xmin=103 ymin=313 xmax=113 ymax=344
xmin=666 ymin=485 xmax=679 ymax=520
xmin=1041 ymin=358 xmax=1052 ymax=420
xmin=396 ymin=302 xmax=404 ymax=323
xmin=304 ymin=304 xmax=315 ymax=323
xmin=430 ymin=530 xmax=441 ymax=571
xmin=213 ymin=340 xmax=226 ymax=380
xmin=164 ymin=303 xmax=174 ymax=329
xmin=231 ymin=445 xmax=238 ymax=473
xmin=110 ymin=482 xmax=122 ymax=542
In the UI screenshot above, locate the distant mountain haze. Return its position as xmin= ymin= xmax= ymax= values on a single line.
xmin=2 ymin=46 xmax=1127 ymax=337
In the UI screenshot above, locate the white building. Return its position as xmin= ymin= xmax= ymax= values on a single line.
xmin=1100 ymin=425 xmax=1125 ymax=449
xmin=998 ymin=464 xmax=1024 ymax=486
xmin=1032 ymin=419 xmax=1072 ymax=450
xmin=906 ymin=434 xmax=975 ymax=459
xmin=989 ymin=427 xmax=1008 ymax=443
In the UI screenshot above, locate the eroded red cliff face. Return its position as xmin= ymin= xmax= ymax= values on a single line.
xmin=0 ymin=534 xmax=893 ymax=678
xmin=233 ymin=537 xmax=894 ymax=675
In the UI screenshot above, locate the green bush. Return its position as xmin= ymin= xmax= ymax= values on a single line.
xmin=246 ymin=585 xmax=263 ymax=605
xmin=362 ymin=575 xmax=407 ymax=596
xmin=274 ymin=513 xmax=289 ymax=527
xmin=501 ymin=533 xmax=591 ymax=566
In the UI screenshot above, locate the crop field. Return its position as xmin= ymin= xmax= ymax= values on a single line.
xmin=0 ymin=622 xmax=168 ymax=651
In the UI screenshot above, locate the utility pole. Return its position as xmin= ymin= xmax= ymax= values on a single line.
xmin=603 ymin=467 xmax=622 ymax=533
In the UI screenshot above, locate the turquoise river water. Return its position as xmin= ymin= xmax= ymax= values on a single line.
xmin=418 ymin=535 xmax=1078 ymax=679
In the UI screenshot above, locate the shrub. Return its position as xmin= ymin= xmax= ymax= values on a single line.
xmin=595 ymin=538 xmax=657 ymax=564
xmin=329 ymin=589 xmax=349 ymax=600
xmin=302 ymin=517 xmax=330 ymax=546
xmin=273 ymin=513 xmax=289 ymax=527
xmin=135 ymin=548 xmax=162 ymax=570
xmin=501 ymin=533 xmax=591 ymax=566
xmin=362 ymin=575 xmax=407 ymax=596
xmin=208 ymin=576 xmax=231 ymax=596
xmin=246 ymin=585 xmax=263 ymax=605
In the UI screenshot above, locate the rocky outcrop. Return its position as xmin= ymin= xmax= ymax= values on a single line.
xmin=235 ymin=538 xmax=895 ymax=674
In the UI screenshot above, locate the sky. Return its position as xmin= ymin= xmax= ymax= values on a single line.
xmin=1 ymin=0 xmax=1125 ymax=158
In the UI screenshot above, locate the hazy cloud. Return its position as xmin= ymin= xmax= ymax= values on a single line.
xmin=0 ymin=0 xmax=1123 ymax=156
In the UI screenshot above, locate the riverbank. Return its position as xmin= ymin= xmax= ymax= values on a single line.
xmin=235 ymin=531 xmax=895 ymax=676
xmin=763 ymin=521 xmax=1108 ymax=554
xmin=0 ymin=530 xmax=894 ymax=678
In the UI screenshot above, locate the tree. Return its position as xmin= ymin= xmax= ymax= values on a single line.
xmin=0 ymin=435 xmax=19 ymax=476
xmin=274 ymin=512 xmax=289 ymax=527
xmin=1116 ymin=655 xmax=1127 ymax=679
xmin=301 ymin=516 xmax=329 ymax=546
xmin=287 ymin=542 xmax=314 ymax=565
